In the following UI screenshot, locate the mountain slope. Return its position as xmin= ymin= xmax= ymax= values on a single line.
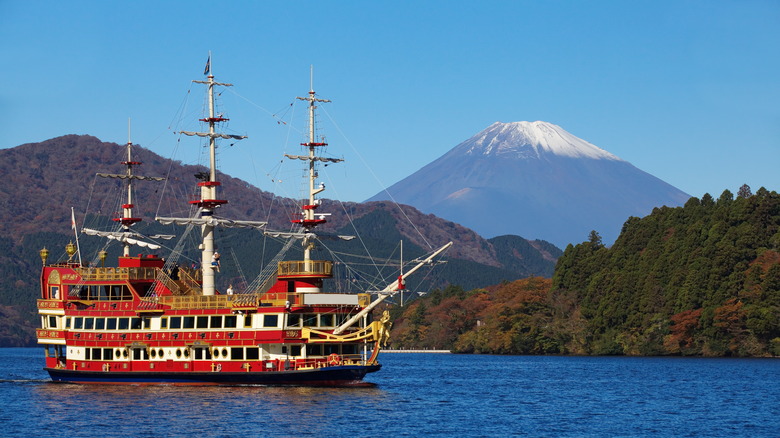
xmin=0 ymin=135 xmax=562 ymax=346
xmin=368 ymin=121 xmax=691 ymax=247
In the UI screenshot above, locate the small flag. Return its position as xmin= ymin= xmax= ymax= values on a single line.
xmin=204 ymin=55 xmax=211 ymax=76
xmin=71 ymin=208 xmax=76 ymax=230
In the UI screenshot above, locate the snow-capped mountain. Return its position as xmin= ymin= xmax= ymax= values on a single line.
xmin=366 ymin=121 xmax=690 ymax=247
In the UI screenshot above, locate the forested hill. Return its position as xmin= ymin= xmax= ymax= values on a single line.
xmin=389 ymin=187 xmax=780 ymax=357
xmin=552 ymin=187 xmax=780 ymax=356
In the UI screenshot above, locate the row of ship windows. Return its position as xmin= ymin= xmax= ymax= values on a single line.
xmin=44 ymin=313 xmax=363 ymax=331
xmin=77 ymin=344 xmax=360 ymax=361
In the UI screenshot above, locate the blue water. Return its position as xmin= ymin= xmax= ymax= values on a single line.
xmin=1 ymin=348 xmax=777 ymax=437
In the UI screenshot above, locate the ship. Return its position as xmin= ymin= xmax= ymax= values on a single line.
xmin=35 ymin=62 xmax=452 ymax=385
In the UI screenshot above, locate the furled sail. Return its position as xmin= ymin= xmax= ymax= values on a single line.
xmin=82 ymin=228 xmax=162 ymax=249
xmin=180 ymin=131 xmax=248 ymax=140
xmin=155 ymin=216 xmax=267 ymax=229
xmin=284 ymin=154 xmax=343 ymax=163
xmin=96 ymin=173 xmax=165 ymax=181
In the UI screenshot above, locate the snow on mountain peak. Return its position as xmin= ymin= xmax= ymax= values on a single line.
xmin=464 ymin=121 xmax=622 ymax=161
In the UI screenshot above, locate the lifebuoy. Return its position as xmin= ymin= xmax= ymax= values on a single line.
xmin=328 ymin=353 xmax=341 ymax=366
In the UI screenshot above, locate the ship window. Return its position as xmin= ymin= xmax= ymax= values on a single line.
xmin=197 ymin=316 xmax=209 ymax=329
xmin=150 ymin=349 xmax=156 ymax=358
xmin=130 ymin=318 xmax=142 ymax=330
xmin=176 ymin=349 xmax=182 ymax=358
xmin=85 ymin=349 xmax=90 ymax=360
xmin=65 ymin=317 xmax=71 ymax=329
xmin=324 ymin=345 xmax=339 ymax=355
xmin=342 ymin=344 xmax=358 ymax=355
xmin=303 ymin=314 xmax=318 ymax=327
xmin=287 ymin=314 xmax=301 ymax=327
xmin=263 ymin=315 xmax=278 ymax=328
xmin=282 ymin=346 xmax=287 ymax=354
xmin=290 ymin=345 xmax=302 ymax=357
xmin=308 ymin=344 xmax=323 ymax=356
xmin=95 ymin=318 xmax=105 ymax=330
xmin=143 ymin=318 xmax=152 ymax=330
xmin=243 ymin=315 xmax=252 ymax=328
xmin=73 ymin=317 xmax=83 ymax=329
xmin=118 ymin=318 xmax=129 ymax=330
xmin=246 ymin=348 xmax=259 ymax=360
xmin=320 ymin=314 xmax=335 ymax=327
xmin=103 ymin=348 xmax=112 ymax=360
xmin=222 ymin=348 xmax=228 ymax=357
xmin=115 ymin=349 xmax=121 ymax=358
xmin=84 ymin=318 xmax=94 ymax=330
xmin=183 ymin=317 xmax=195 ymax=329
xmin=231 ymin=348 xmax=244 ymax=360
xmin=91 ymin=348 xmax=100 ymax=359
xmin=158 ymin=349 xmax=164 ymax=358
xmin=210 ymin=316 xmax=222 ymax=329
xmin=335 ymin=314 xmax=346 ymax=326
xmin=100 ymin=285 xmax=110 ymax=300
xmin=49 ymin=286 xmax=60 ymax=299
xmin=169 ymin=317 xmax=181 ymax=329
xmin=106 ymin=318 xmax=117 ymax=330
xmin=183 ymin=349 xmax=190 ymax=358
xmin=224 ymin=315 xmax=237 ymax=328
xmin=48 ymin=316 xmax=57 ymax=329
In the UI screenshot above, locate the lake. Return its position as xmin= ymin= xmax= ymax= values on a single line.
xmin=1 ymin=348 xmax=777 ymax=437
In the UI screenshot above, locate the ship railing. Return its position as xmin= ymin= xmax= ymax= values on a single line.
xmin=277 ymin=260 xmax=333 ymax=277
xmin=291 ymin=355 xmax=366 ymax=370
xmin=150 ymin=294 xmax=263 ymax=310
xmin=76 ymin=267 xmax=159 ymax=281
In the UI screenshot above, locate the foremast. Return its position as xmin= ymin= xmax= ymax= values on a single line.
xmin=84 ymin=122 xmax=165 ymax=255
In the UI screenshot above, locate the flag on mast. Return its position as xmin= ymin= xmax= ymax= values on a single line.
xmin=204 ymin=55 xmax=211 ymax=76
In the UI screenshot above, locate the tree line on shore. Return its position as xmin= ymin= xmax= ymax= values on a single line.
xmin=389 ymin=186 xmax=780 ymax=357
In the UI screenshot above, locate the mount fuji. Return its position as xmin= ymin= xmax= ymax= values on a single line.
xmin=366 ymin=121 xmax=691 ymax=247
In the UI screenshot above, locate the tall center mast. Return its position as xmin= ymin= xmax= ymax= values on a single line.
xmin=285 ymin=72 xmax=343 ymax=264
xmin=183 ymin=60 xmax=246 ymax=296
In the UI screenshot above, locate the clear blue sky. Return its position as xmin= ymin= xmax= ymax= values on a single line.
xmin=2 ymin=1 xmax=778 ymax=203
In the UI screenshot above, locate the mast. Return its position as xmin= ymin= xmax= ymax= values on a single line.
xmin=117 ymin=121 xmax=142 ymax=256
xmin=185 ymin=58 xmax=246 ymax=296
xmin=159 ymin=56 xmax=269 ymax=296
xmin=286 ymin=69 xmax=343 ymax=268
xmin=85 ymin=119 xmax=165 ymax=255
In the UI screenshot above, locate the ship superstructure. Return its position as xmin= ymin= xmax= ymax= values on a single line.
xmin=36 ymin=62 xmax=450 ymax=385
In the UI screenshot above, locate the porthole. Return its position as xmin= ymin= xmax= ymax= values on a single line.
xmin=122 ymin=350 xmax=128 ymax=358
xmin=213 ymin=348 xmax=220 ymax=358
xmin=158 ymin=349 xmax=164 ymax=358
xmin=115 ymin=349 xmax=121 ymax=358
xmin=150 ymin=349 xmax=157 ymax=358
xmin=176 ymin=349 xmax=182 ymax=358
xmin=184 ymin=349 xmax=190 ymax=358
xmin=222 ymin=348 xmax=228 ymax=358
